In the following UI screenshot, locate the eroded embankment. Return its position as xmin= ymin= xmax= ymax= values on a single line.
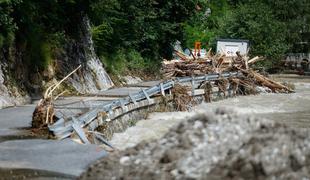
xmin=79 ymin=107 xmax=310 ymax=180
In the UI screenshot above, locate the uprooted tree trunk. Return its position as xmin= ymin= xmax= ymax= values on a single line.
xmin=32 ymin=65 xmax=81 ymax=128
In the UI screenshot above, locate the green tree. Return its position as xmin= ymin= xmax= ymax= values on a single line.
xmin=183 ymin=0 xmax=229 ymax=48
xmin=221 ymin=2 xmax=288 ymax=60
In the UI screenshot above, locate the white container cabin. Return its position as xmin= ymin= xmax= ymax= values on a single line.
xmin=216 ymin=39 xmax=249 ymax=57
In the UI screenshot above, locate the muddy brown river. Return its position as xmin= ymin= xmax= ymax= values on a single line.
xmin=110 ymin=74 xmax=310 ymax=150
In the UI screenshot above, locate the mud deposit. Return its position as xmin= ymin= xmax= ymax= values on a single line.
xmin=79 ymin=108 xmax=310 ymax=180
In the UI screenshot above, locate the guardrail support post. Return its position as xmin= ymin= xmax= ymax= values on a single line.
xmin=169 ymin=81 xmax=175 ymax=95
xmin=142 ymin=89 xmax=151 ymax=102
xmin=228 ymin=83 xmax=232 ymax=97
xmin=119 ymin=99 xmax=128 ymax=113
xmin=191 ymin=77 xmax=195 ymax=96
xmin=129 ymin=93 xmax=137 ymax=105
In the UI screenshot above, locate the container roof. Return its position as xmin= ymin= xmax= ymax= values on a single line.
xmin=216 ymin=38 xmax=249 ymax=43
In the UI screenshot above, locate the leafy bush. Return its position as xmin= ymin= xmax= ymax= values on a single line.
xmin=101 ymin=49 xmax=160 ymax=76
xmin=101 ymin=49 xmax=127 ymax=75
xmin=127 ymin=50 xmax=145 ymax=71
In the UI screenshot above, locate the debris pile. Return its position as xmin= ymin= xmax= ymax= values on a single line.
xmin=161 ymin=51 xmax=254 ymax=78
xmin=161 ymin=50 xmax=294 ymax=93
xmin=171 ymin=84 xmax=194 ymax=111
xmin=32 ymin=65 xmax=81 ymax=128
xmin=79 ymin=108 xmax=310 ymax=180
xmin=32 ymin=97 xmax=55 ymax=128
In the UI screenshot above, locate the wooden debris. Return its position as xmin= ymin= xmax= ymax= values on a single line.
xmin=171 ymin=84 xmax=194 ymax=111
xmin=229 ymin=78 xmax=240 ymax=96
xmin=162 ymin=50 xmax=292 ymax=95
xmin=32 ymin=98 xmax=55 ymax=128
xmin=215 ymin=78 xmax=229 ymax=97
xmin=200 ymin=81 xmax=213 ymax=102
xmin=242 ymin=69 xmax=294 ymax=93
xmin=174 ymin=50 xmax=192 ymax=61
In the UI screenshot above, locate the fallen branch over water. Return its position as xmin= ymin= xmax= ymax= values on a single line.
xmin=241 ymin=69 xmax=294 ymax=93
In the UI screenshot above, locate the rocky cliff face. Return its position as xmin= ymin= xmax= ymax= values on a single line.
xmin=58 ymin=16 xmax=113 ymax=94
xmin=0 ymin=63 xmax=30 ymax=109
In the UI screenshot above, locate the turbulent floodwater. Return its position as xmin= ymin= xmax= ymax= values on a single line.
xmin=110 ymin=75 xmax=310 ymax=150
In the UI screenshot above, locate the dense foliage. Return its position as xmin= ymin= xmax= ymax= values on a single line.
xmin=0 ymin=0 xmax=206 ymax=72
xmin=0 ymin=0 xmax=309 ymax=72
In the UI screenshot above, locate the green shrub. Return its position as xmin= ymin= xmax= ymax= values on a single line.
xmin=101 ymin=49 xmax=160 ymax=76
xmin=127 ymin=50 xmax=145 ymax=70
xmin=101 ymin=49 xmax=127 ymax=75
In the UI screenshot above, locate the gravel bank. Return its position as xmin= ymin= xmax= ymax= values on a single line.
xmin=79 ymin=108 xmax=310 ymax=180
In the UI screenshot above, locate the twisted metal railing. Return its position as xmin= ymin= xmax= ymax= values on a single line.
xmin=49 ymin=71 xmax=242 ymax=144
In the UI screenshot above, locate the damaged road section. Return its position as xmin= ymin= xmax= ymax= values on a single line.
xmin=79 ymin=108 xmax=310 ymax=180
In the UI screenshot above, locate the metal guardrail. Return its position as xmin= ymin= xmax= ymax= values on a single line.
xmin=49 ymin=71 xmax=242 ymax=144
